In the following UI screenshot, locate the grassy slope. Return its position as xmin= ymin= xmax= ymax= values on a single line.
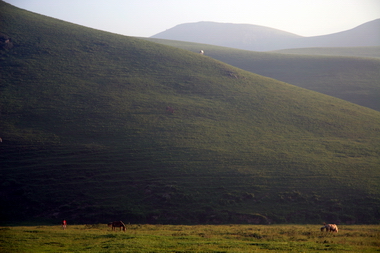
xmin=146 ymin=38 xmax=380 ymax=112
xmin=272 ymin=46 xmax=380 ymax=59
xmin=1 ymin=2 xmax=380 ymax=225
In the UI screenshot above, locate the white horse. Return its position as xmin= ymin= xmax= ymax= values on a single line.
xmin=320 ymin=223 xmax=338 ymax=233
xmin=199 ymin=50 xmax=204 ymax=55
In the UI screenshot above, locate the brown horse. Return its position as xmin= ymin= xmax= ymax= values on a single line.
xmin=320 ymin=223 xmax=338 ymax=233
xmin=108 ymin=221 xmax=126 ymax=231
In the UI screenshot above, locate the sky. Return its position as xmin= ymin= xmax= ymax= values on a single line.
xmin=3 ymin=0 xmax=380 ymax=37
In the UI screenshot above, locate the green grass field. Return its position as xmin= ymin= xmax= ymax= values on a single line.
xmin=1 ymin=1 xmax=380 ymax=225
xmin=1 ymin=224 xmax=379 ymax=252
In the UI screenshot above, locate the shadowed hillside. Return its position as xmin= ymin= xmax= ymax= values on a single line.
xmin=146 ymin=38 xmax=380 ymax=111
xmin=1 ymin=1 xmax=380 ymax=225
xmin=151 ymin=19 xmax=380 ymax=51
xmin=273 ymin=46 xmax=380 ymax=59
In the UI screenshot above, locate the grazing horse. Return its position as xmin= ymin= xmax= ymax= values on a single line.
xmin=108 ymin=221 xmax=126 ymax=231
xmin=320 ymin=223 xmax=338 ymax=233
xmin=199 ymin=50 xmax=204 ymax=55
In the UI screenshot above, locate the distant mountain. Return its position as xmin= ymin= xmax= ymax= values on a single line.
xmin=151 ymin=19 xmax=380 ymax=51
xmin=151 ymin=21 xmax=303 ymax=51
xmin=294 ymin=19 xmax=380 ymax=49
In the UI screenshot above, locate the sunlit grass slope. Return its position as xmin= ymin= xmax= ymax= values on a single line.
xmin=146 ymin=38 xmax=380 ymax=112
xmin=1 ymin=1 xmax=380 ymax=225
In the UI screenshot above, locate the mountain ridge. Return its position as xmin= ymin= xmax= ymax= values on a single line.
xmin=151 ymin=19 xmax=380 ymax=51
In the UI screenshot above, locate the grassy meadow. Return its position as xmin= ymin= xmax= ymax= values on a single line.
xmin=1 ymin=2 xmax=380 ymax=225
xmin=1 ymin=224 xmax=379 ymax=252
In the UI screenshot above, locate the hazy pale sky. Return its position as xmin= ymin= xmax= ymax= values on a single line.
xmin=4 ymin=0 xmax=380 ymax=37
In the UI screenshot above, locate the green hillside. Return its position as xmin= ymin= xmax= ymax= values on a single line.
xmin=273 ymin=46 xmax=380 ymax=59
xmin=1 ymin=1 xmax=380 ymax=225
xmin=146 ymin=38 xmax=380 ymax=112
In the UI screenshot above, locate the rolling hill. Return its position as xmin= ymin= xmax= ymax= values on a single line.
xmin=1 ymin=1 xmax=380 ymax=225
xmin=151 ymin=19 xmax=380 ymax=51
xmin=145 ymin=38 xmax=380 ymax=112
xmin=273 ymin=46 xmax=380 ymax=59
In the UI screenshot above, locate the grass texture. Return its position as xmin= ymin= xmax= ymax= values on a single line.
xmin=1 ymin=224 xmax=379 ymax=252
xmin=1 ymin=1 xmax=380 ymax=225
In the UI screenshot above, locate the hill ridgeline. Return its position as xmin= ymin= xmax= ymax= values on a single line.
xmin=151 ymin=19 xmax=380 ymax=51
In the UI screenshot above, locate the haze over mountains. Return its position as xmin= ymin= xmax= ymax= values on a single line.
xmin=151 ymin=19 xmax=380 ymax=51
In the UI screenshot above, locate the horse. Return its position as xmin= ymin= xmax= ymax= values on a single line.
xmin=108 ymin=221 xmax=126 ymax=231
xmin=320 ymin=223 xmax=338 ymax=233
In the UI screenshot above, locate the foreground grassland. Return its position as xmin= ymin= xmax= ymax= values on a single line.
xmin=1 ymin=224 xmax=379 ymax=252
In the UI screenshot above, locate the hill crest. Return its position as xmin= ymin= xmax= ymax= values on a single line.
xmin=152 ymin=21 xmax=303 ymax=51
xmin=151 ymin=19 xmax=380 ymax=51
xmin=145 ymin=37 xmax=380 ymax=112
